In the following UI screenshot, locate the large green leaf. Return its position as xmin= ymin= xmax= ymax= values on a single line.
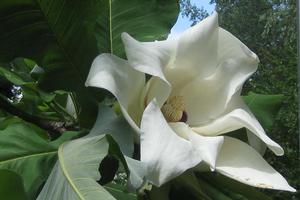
xmin=0 ymin=0 xmax=179 ymax=127
xmin=37 ymin=134 xmax=136 ymax=200
xmin=95 ymin=0 xmax=179 ymax=56
xmin=0 ymin=120 xmax=79 ymax=199
xmin=243 ymin=92 xmax=284 ymax=132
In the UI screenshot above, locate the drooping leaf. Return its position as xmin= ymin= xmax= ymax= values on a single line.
xmin=243 ymin=92 xmax=284 ymax=131
xmin=0 ymin=120 xmax=79 ymax=199
xmin=0 ymin=169 xmax=28 ymax=200
xmin=125 ymin=156 xmax=148 ymax=191
xmin=37 ymin=134 xmax=118 ymax=200
xmin=0 ymin=0 xmax=179 ymax=127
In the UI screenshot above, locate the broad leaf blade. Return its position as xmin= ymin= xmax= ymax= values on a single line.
xmin=0 ymin=120 xmax=78 ymax=199
xmin=37 ymin=135 xmax=116 ymax=200
xmin=96 ymin=0 xmax=179 ymax=57
xmin=243 ymin=92 xmax=284 ymax=131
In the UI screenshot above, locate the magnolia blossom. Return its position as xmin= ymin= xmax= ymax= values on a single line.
xmin=86 ymin=13 xmax=295 ymax=192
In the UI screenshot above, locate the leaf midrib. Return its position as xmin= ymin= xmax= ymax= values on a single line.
xmin=57 ymin=137 xmax=113 ymax=200
xmin=58 ymin=142 xmax=86 ymax=200
xmin=0 ymin=150 xmax=57 ymax=165
xmin=109 ymin=0 xmax=113 ymax=54
xmin=34 ymin=0 xmax=85 ymax=84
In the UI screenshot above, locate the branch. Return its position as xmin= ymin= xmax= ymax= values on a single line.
xmin=0 ymin=96 xmax=77 ymax=139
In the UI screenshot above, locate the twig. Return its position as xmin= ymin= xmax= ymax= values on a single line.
xmin=0 ymin=96 xmax=77 ymax=140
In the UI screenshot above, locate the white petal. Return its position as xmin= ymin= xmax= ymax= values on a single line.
xmin=216 ymin=137 xmax=296 ymax=192
xmin=85 ymin=54 xmax=145 ymax=132
xmin=218 ymin=28 xmax=259 ymax=65
xmin=121 ymin=33 xmax=174 ymax=108
xmin=172 ymin=21 xmax=259 ymax=125
xmin=167 ymin=12 xmax=218 ymax=87
xmin=140 ymin=100 xmax=202 ymax=186
xmin=192 ymin=108 xmax=284 ymax=156
xmin=178 ymin=49 xmax=257 ymax=126
xmin=142 ymin=76 xmax=170 ymax=108
xmin=247 ymin=130 xmax=267 ymax=155
xmin=121 ymin=32 xmax=176 ymax=84
xmin=169 ymin=122 xmax=224 ymax=170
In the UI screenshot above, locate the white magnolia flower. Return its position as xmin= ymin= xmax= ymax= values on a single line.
xmin=86 ymin=12 xmax=295 ymax=192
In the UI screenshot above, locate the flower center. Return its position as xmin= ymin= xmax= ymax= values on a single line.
xmin=161 ymin=95 xmax=187 ymax=123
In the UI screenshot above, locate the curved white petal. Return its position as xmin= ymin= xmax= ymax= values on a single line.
xmin=140 ymin=100 xmax=202 ymax=186
xmin=192 ymin=108 xmax=284 ymax=156
xmin=218 ymin=28 xmax=259 ymax=65
xmin=142 ymin=76 xmax=170 ymax=109
xmin=177 ymin=26 xmax=259 ymax=126
xmin=121 ymin=33 xmax=174 ymax=108
xmin=216 ymin=137 xmax=296 ymax=192
xmin=180 ymin=55 xmax=258 ymax=125
xmin=165 ymin=12 xmax=219 ymax=92
xmin=169 ymin=122 xmax=224 ymax=170
xmin=121 ymin=32 xmax=176 ymax=84
xmin=247 ymin=130 xmax=267 ymax=155
xmin=85 ymin=54 xmax=145 ymax=132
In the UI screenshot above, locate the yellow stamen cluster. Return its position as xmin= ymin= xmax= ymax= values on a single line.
xmin=161 ymin=95 xmax=185 ymax=122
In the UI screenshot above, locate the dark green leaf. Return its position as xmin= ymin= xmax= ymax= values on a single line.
xmin=0 ymin=66 xmax=26 ymax=85
xmin=243 ymin=92 xmax=284 ymax=131
xmin=95 ymin=0 xmax=179 ymax=57
xmin=0 ymin=169 xmax=28 ymax=200
xmin=0 ymin=120 xmax=79 ymax=199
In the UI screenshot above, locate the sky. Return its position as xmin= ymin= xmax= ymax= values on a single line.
xmin=168 ymin=0 xmax=215 ymax=38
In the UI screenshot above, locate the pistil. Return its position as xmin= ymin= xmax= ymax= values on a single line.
xmin=161 ymin=95 xmax=187 ymax=123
